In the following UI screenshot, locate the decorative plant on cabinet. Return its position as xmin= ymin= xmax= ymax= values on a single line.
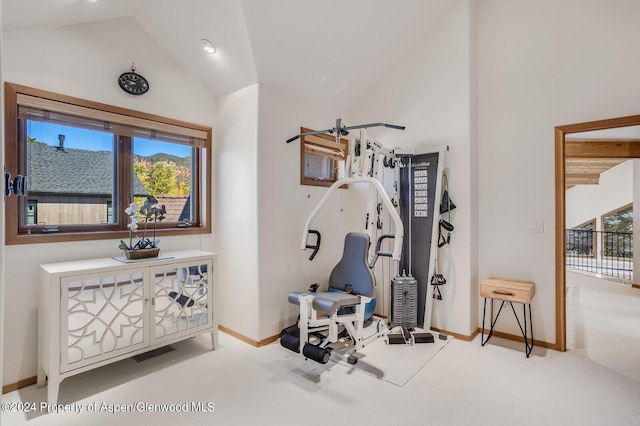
xmin=120 ymin=195 xmax=167 ymax=259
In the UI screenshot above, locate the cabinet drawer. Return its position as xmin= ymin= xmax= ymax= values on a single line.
xmin=480 ymin=277 xmax=535 ymax=304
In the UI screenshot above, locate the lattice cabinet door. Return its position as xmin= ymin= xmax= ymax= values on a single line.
xmin=60 ymin=268 xmax=150 ymax=372
xmin=151 ymin=260 xmax=213 ymax=345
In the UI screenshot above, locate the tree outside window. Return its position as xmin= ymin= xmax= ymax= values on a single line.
xmin=602 ymin=204 xmax=633 ymax=258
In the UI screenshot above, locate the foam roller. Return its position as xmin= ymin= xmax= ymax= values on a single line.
xmin=280 ymin=333 xmax=300 ymax=353
xmin=303 ymin=343 xmax=330 ymax=364
xmin=281 ymin=324 xmax=299 ymax=338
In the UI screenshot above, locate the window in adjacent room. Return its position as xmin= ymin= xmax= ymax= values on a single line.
xmin=4 ymin=82 xmax=211 ymax=245
xmin=602 ymin=204 xmax=633 ymax=259
xmin=565 ymin=218 xmax=596 ymax=258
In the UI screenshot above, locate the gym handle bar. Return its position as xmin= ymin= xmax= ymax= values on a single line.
xmin=369 ymin=234 xmax=395 ymax=268
xmin=305 ymin=230 xmax=321 ymax=261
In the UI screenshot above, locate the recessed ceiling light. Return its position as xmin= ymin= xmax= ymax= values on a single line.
xmin=200 ymin=39 xmax=216 ymax=55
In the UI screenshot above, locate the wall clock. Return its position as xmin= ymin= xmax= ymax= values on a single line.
xmin=118 ymin=64 xmax=149 ymax=95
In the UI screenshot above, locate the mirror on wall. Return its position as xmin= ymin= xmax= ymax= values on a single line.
xmin=300 ymin=127 xmax=348 ymax=188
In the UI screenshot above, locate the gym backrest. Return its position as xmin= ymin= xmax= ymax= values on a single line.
xmin=328 ymin=233 xmax=374 ymax=297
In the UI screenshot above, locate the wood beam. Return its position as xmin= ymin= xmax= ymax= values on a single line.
xmin=564 ymin=158 xmax=626 ymax=166
xmin=565 ymin=159 xmax=625 ymax=173
xmin=565 ymin=141 xmax=640 ymax=158
xmin=565 ymin=174 xmax=600 ymax=186
xmin=566 ymin=165 xmax=614 ymax=174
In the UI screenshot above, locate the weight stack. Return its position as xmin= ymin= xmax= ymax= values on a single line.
xmin=391 ymin=273 xmax=418 ymax=329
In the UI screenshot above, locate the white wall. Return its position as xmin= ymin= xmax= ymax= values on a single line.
xmin=478 ymin=0 xmax=640 ymax=344
xmin=215 ymin=84 xmax=260 ymax=340
xmin=217 ymin=80 xmax=398 ymax=341
xmin=218 ymin=81 xmax=398 ymax=342
xmin=1 ymin=17 xmax=216 ymax=386
xmin=346 ymin=0 xmax=478 ymax=336
xmin=566 ymin=160 xmax=632 ymax=230
xmin=255 ymin=84 xmax=366 ymax=340
xmin=215 ymin=81 xmax=370 ymax=342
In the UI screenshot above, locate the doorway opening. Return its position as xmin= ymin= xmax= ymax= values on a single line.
xmin=556 ymin=115 xmax=640 ymax=353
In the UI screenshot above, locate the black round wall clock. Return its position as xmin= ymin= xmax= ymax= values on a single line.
xmin=118 ymin=65 xmax=149 ymax=95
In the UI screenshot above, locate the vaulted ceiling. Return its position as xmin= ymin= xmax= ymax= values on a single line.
xmin=1 ymin=0 xmax=454 ymax=104
xmin=5 ymin=0 xmax=638 ymax=190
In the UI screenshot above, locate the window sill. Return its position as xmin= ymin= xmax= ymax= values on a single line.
xmin=6 ymin=225 xmax=210 ymax=245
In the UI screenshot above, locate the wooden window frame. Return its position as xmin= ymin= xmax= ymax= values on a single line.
xmin=4 ymin=82 xmax=212 ymax=245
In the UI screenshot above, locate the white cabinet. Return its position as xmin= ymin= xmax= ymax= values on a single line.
xmin=38 ymin=250 xmax=217 ymax=404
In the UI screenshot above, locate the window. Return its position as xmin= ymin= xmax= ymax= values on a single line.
xmin=25 ymin=123 xmax=117 ymax=227
xmin=602 ymin=204 xmax=633 ymax=258
xmin=300 ymin=127 xmax=348 ymax=187
xmin=4 ymin=82 xmax=212 ymax=244
xmin=565 ymin=219 xmax=596 ymax=257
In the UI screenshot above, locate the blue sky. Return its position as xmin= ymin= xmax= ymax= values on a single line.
xmin=27 ymin=120 xmax=191 ymax=158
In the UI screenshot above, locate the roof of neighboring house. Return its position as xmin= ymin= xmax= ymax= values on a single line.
xmin=155 ymin=195 xmax=190 ymax=222
xmin=27 ymin=143 xmax=148 ymax=195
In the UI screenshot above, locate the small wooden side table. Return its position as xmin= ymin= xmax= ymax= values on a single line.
xmin=480 ymin=277 xmax=535 ymax=357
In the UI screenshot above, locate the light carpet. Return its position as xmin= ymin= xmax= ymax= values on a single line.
xmin=338 ymin=331 xmax=453 ymax=386
xmin=284 ymin=329 xmax=453 ymax=387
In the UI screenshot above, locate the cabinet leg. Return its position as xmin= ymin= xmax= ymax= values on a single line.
xmin=37 ymin=368 xmax=46 ymax=388
xmin=47 ymin=381 xmax=60 ymax=407
xmin=210 ymin=331 xmax=217 ymax=350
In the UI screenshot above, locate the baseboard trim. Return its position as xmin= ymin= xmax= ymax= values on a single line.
xmin=429 ymin=326 xmax=557 ymax=350
xmin=477 ymin=327 xmax=557 ymax=350
xmin=430 ymin=327 xmax=479 ymax=342
xmin=218 ymin=325 xmax=279 ymax=348
xmin=3 ymin=376 xmax=37 ymax=395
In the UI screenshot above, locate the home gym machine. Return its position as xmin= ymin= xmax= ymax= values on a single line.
xmin=282 ymin=119 xmax=448 ymax=364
